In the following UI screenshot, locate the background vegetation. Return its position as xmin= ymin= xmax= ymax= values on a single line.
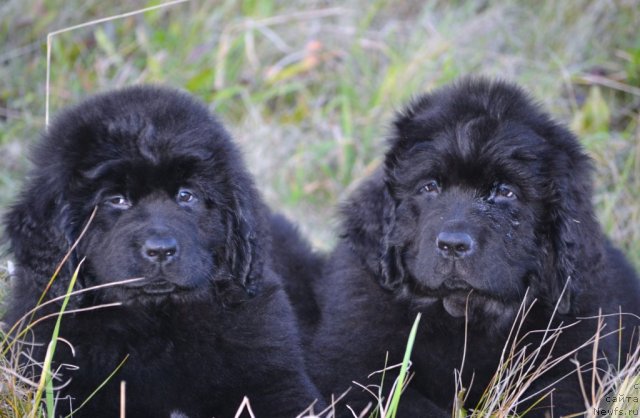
xmin=1 ymin=0 xmax=639 ymax=257
xmin=0 ymin=0 xmax=639 ymax=415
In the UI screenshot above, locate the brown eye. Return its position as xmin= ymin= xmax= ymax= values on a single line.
xmin=104 ymin=195 xmax=132 ymax=209
xmin=420 ymin=180 xmax=441 ymax=195
xmin=177 ymin=189 xmax=197 ymax=204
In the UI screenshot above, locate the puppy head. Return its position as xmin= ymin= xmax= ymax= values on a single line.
xmin=5 ymin=86 xmax=266 ymax=306
xmin=343 ymin=78 xmax=601 ymax=323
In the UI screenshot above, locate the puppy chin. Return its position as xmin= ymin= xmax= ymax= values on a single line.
xmin=442 ymin=294 xmax=469 ymax=317
xmin=399 ymin=286 xmax=521 ymax=335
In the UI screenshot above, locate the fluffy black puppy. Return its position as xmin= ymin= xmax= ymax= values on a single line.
xmin=308 ymin=78 xmax=640 ymax=416
xmin=3 ymin=86 xmax=321 ymax=417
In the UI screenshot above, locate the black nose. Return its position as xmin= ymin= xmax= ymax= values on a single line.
xmin=436 ymin=231 xmax=474 ymax=258
xmin=142 ymin=236 xmax=178 ymax=264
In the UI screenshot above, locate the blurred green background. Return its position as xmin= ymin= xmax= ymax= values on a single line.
xmin=1 ymin=0 xmax=639 ymax=270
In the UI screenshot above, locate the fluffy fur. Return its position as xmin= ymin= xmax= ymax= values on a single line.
xmin=270 ymin=213 xmax=324 ymax=342
xmin=3 ymin=86 xmax=321 ymax=417
xmin=307 ymin=78 xmax=640 ymax=416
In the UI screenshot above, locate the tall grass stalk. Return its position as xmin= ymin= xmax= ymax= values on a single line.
xmin=385 ymin=313 xmax=421 ymax=418
xmin=0 ymin=277 xmax=141 ymax=417
xmin=459 ymin=286 xmax=623 ymax=416
xmin=33 ymin=258 xmax=83 ymax=418
xmin=577 ymin=312 xmax=640 ymax=417
xmin=352 ymin=313 xmax=422 ymax=418
xmin=2 ymin=207 xmax=96 ymax=355
xmin=2 ymin=275 xmax=141 ymax=416
xmin=67 ymin=354 xmax=130 ymax=418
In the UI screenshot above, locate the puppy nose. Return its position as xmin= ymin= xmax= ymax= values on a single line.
xmin=436 ymin=231 xmax=474 ymax=258
xmin=142 ymin=236 xmax=178 ymax=264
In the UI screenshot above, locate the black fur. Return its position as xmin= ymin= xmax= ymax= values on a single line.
xmin=270 ymin=213 xmax=324 ymax=342
xmin=308 ymin=78 xmax=640 ymax=416
xmin=3 ymin=86 xmax=321 ymax=417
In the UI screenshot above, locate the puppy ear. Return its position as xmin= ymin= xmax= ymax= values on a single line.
xmin=341 ymin=170 xmax=405 ymax=290
xmin=547 ymin=213 xmax=578 ymax=315
xmin=544 ymin=131 xmax=603 ymax=314
xmin=223 ymin=190 xmax=264 ymax=297
xmin=4 ymin=176 xmax=76 ymax=304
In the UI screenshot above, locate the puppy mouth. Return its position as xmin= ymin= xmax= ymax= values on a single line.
xmin=125 ymin=279 xmax=188 ymax=295
xmin=407 ymin=279 xmax=501 ymax=317
xmin=140 ymin=280 xmax=178 ymax=295
xmin=409 ymin=277 xmax=475 ymax=299
xmin=416 ymin=288 xmax=475 ymax=317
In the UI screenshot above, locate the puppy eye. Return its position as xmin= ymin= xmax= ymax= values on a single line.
xmin=177 ymin=189 xmax=197 ymax=205
xmin=494 ymin=184 xmax=517 ymax=201
xmin=419 ymin=180 xmax=441 ymax=195
xmin=104 ymin=195 xmax=132 ymax=209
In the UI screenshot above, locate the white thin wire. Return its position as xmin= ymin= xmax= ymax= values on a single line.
xmin=45 ymin=0 xmax=189 ymax=127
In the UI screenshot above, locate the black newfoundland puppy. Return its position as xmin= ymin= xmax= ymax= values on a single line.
xmin=308 ymin=78 xmax=640 ymax=416
xmin=3 ymin=86 xmax=321 ymax=417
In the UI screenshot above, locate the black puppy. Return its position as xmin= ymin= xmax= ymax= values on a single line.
xmin=308 ymin=78 xmax=640 ymax=416
xmin=3 ymin=86 xmax=322 ymax=417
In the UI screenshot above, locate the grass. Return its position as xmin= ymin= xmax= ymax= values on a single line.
xmin=38 ymin=261 xmax=80 ymax=417
xmin=1 ymin=0 xmax=638 ymax=254
xmin=386 ymin=313 xmax=421 ymax=417
xmin=347 ymin=314 xmax=422 ymax=418
xmin=0 ymin=0 xmax=639 ymax=416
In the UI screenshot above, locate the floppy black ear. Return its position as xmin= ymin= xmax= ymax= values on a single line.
xmin=341 ymin=169 xmax=405 ymax=290
xmin=222 ymin=189 xmax=265 ymax=297
xmin=543 ymin=130 xmax=603 ymax=315
xmin=4 ymin=175 xmax=77 ymax=308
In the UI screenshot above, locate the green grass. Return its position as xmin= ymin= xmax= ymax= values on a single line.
xmin=1 ymin=0 xmax=638 ymax=255
xmin=386 ymin=313 xmax=421 ymax=418
xmin=0 ymin=0 xmax=639 ymax=416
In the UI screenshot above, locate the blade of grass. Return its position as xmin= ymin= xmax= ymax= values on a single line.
xmin=375 ymin=352 xmax=390 ymax=418
xmin=64 ymin=354 xmax=130 ymax=417
xmin=31 ymin=258 xmax=84 ymax=418
xmin=386 ymin=312 xmax=421 ymax=418
xmin=1 ymin=276 xmax=141 ymax=357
